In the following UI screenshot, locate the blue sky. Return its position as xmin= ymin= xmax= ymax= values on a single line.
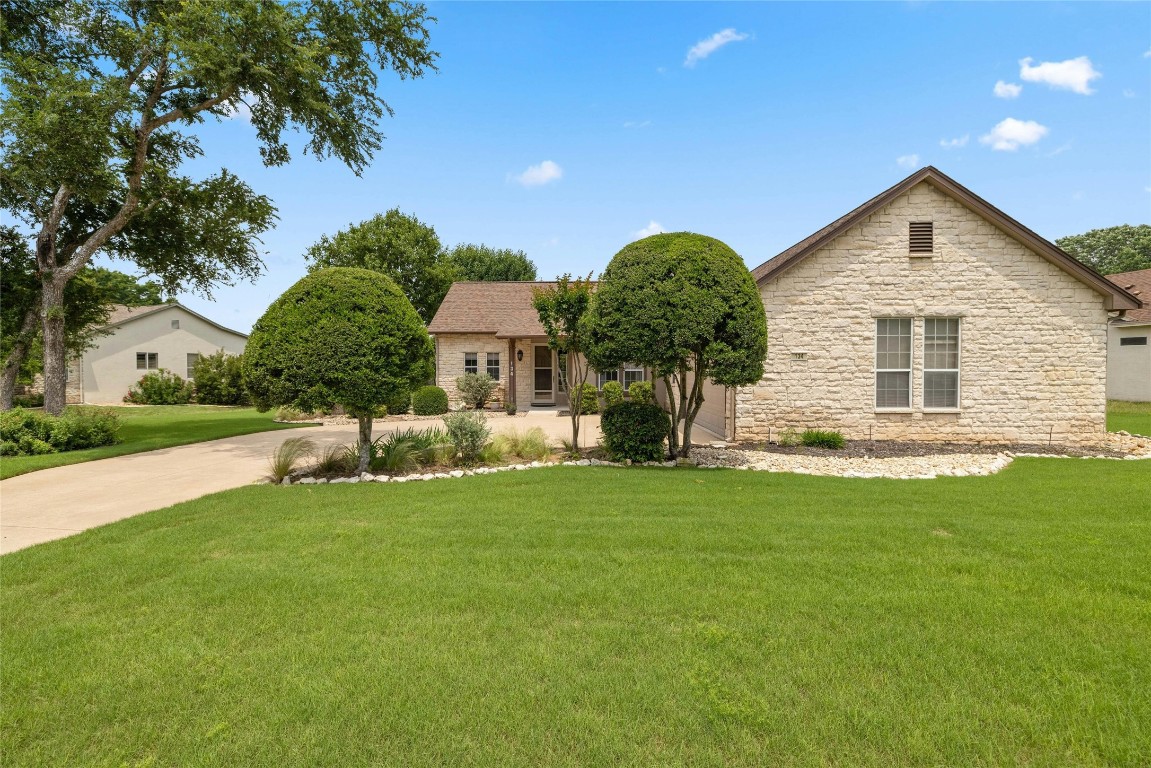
xmin=101 ymin=1 xmax=1151 ymax=332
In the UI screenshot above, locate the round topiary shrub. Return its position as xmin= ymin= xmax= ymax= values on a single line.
xmin=601 ymin=380 xmax=624 ymax=408
xmin=574 ymin=382 xmax=599 ymax=415
xmin=242 ymin=267 xmax=434 ymax=473
xmin=627 ymin=380 xmax=654 ymax=405
xmin=412 ymin=385 xmax=449 ymax=415
xmin=600 ymin=402 xmax=669 ymax=463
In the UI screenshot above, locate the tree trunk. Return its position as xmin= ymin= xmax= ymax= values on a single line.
xmin=40 ymin=274 xmax=68 ymax=415
xmin=1 ymin=302 xmax=41 ymax=410
xmin=357 ymin=414 xmax=373 ymax=474
xmin=662 ymin=374 xmax=680 ymax=458
xmin=679 ymin=354 xmax=708 ymax=459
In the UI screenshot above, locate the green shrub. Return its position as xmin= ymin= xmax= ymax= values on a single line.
xmin=443 ymin=411 xmax=490 ymax=464
xmin=191 ymin=351 xmax=248 ymax=405
xmin=601 ymin=380 xmax=624 ymax=408
xmin=627 ymin=380 xmax=654 ymax=405
xmin=266 ymin=437 xmax=316 ymax=483
xmin=12 ymin=392 xmax=43 ymax=408
xmin=385 ymin=391 xmax=411 ymax=415
xmin=411 ymin=385 xmax=449 ymax=415
xmin=504 ymin=401 xmax=517 ymax=416
xmin=801 ymin=429 xmax=846 ymax=450
xmin=0 ymin=407 xmax=120 ymax=456
xmin=600 ymin=402 xmax=669 ymax=463
xmin=456 ymin=372 xmax=498 ymax=410
xmin=573 ymin=382 xmax=598 ymax=415
xmin=777 ymin=428 xmax=802 ymax=447
xmin=124 ymin=369 xmax=194 ymax=405
xmin=274 ymin=406 xmax=306 ymax=422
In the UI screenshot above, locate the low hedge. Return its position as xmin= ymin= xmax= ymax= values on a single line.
xmin=0 ymin=407 xmax=121 ymax=456
xmin=600 ymin=402 xmax=669 ymax=463
xmin=412 ymin=385 xmax=449 ymax=416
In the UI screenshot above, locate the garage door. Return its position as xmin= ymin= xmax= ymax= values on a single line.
xmin=654 ymin=374 xmax=730 ymax=441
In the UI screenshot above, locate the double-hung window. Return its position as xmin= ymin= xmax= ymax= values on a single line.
xmin=464 ymin=352 xmax=478 ymax=375
xmin=875 ymin=319 xmax=912 ymax=408
xmin=597 ymin=368 xmax=619 ymax=388
xmin=136 ymin=352 xmax=158 ymax=370
xmin=186 ymin=353 xmax=201 ymax=379
xmin=486 ymin=352 xmax=500 ymax=380
xmin=622 ymin=364 xmax=645 ymax=389
xmin=923 ymin=318 xmax=960 ymax=409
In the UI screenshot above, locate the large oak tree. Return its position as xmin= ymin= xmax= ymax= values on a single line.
xmin=0 ymin=0 xmax=437 ymax=413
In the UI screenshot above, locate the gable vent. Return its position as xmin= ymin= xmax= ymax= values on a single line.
xmin=909 ymin=221 xmax=933 ymax=255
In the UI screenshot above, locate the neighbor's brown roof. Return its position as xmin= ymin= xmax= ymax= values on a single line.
xmin=750 ymin=166 xmax=1142 ymax=312
xmin=1108 ymin=269 xmax=1151 ymax=323
xmin=428 ymin=282 xmax=556 ymax=338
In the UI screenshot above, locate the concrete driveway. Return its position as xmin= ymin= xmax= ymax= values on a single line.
xmin=0 ymin=412 xmax=600 ymax=555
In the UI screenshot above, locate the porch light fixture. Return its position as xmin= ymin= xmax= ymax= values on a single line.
xmin=516 ymin=349 xmax=523 ymax=362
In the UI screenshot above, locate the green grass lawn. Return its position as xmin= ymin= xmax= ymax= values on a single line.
xmin=1108 ymin=399 xmax=1151 ymax=437
xmin=3 ymin=461 xmax=1149 ymax=766
xmin=0 ymin=405 xmax=311 ymax=480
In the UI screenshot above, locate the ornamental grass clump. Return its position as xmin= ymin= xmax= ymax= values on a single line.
xmin=492 ymin=427 xmax=551 ymax=462
xmin=266 ymin=437 xmax=316 ymax=483
xmin=313 ymin=443 xmax=358 ymax=476
xmin=443 ymin=411 xmax=491 ymax=465
xmin=801 ymin=429 xmax=846 ymax=450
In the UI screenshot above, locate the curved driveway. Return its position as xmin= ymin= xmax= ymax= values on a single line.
xmin=1 ymin=413 xmax=601 ymax=555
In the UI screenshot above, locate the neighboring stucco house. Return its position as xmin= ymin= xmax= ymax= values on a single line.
xmin=427 ymin=282 xmax=649 ymax=410
xmin=1105 ymin=268 xmax=1150 ymax=402
xmin=427 ymin=167 xmax=1141 ymax=444
xmin=65 ymin=303 xmax=247 ymax=404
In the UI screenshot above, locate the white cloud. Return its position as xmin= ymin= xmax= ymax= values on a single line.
xmin=623 ymin=120 xmax=652 ymax=129
xmin=220 ymin=92 xmax=257 ymax=121
xmin=993 ymin=80 xmax=1022 ymax=99
xmin=896 ymin=154 xmax=920 ymax=169
xmin=939 ymin=135 xmax=969 ymax=149
xmin=510 ymin=160 xmax=563 ymax=187
xmin=632 ymin=221 xmax=666 ymax=240
xmin=1144 ymin=49 xmax=1151 ymax=58
xmin=684 ymin=28 xmax=749 ymax=68
xmin=1123 ymin=89 xmax=1136 ymax=98
xmin=1019 ymin=56 xmax=1101 ymax=95
xmin=979 ymin=118 xmax=1049 ymax=151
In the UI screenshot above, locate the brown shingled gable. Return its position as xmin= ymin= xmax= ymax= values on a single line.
xmin=749 ymin=167 xmax=1142 ymax=312
xmin=428 ymin=282 xmax=556 ymax=338
xmin=1108 ymin=268 xmax=1151 ymax=323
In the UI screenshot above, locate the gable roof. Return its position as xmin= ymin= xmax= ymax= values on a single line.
xmin=749 ymin=166 xmax=1142 ymax=312
xmin=99 ymin=302 xmax=248 ymax=339
xmin=1107 ymin=269 xmax=1151 ymax=324
xmin=428 ymin=282 xmax=555 ymax=338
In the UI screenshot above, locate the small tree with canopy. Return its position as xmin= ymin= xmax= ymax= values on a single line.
xmin=243 ymin=268 xmax=433 ymax=474
xmin=532 ymin=274 xmax=594 ymax=451
xmin=586 ymin=233 xmax=767 ymax=458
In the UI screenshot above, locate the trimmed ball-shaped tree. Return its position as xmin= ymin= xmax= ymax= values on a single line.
xmin=243 ymin=267 xmax=434 ymax=473
xmin=586 ymin=233 xmax=767 ymax=457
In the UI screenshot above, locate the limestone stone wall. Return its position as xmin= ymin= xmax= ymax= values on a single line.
xmin=736 ymin=182 xmax=1109 ymax=444
xmin=434 ymin=333 xmax=511 ymax=407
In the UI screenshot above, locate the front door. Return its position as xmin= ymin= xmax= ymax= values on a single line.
xmin=533 ymin=345 xmax=553 ymax=403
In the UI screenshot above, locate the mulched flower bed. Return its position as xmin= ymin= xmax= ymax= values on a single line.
xmin=723 ymin=440 xmax=1130 ymax=459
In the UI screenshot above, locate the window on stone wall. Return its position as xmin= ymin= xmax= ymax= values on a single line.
xmin=464 ymin=352 xmax=478 ymax=374
xmin=187 ymin=353 xmax=201 ymax=379
xmin=875 ymin=318 xmax=912 ymax=408
xmin=136 ymin=352 xmax=158 ymax=370
xmin=486 ymin=352 xmax=500 ymax=379
xmin=923 ymin=318 xmax=960 ymax=409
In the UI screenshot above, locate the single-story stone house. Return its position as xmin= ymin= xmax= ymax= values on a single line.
xmin=1105 ymin=268 xmax=1150 ymax=402
xmin=427 ymin=281 xmax=651 ymax=411
xmin=62 ymin=303 xmax=247 ymax=404
xmin=428 ymin=167 xmax=1142 ymax=443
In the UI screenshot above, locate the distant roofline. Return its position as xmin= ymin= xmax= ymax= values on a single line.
xmin=98 ymin=302 xmax=248 ymax=339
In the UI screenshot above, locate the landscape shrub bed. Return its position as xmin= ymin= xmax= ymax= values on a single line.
xmin=191 ymin=351 xmax=248 ymax=405
xmin=802 ymin=429 xmax=846 ymax=449
xmin=601 ymin=402 xmax=669 ymax=462
xmin=124 ymin=370 xmax=194 ymax=405
xmin=411 ymin=385 xmax=449 ymax=415
xmin=0 ymin=407 xmax=120 ymax=456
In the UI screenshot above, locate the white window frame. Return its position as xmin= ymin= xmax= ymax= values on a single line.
xmin=463 ymin=352 xmax=478 ymax=375
xmin=136 ymin=352 xmax=158 ymax=370
xmin=186 ymin=353 xmax=201 ymax=379
xmin=874 ymin=318 xmax=913 ymax=410
xmin=922 ymin=317 xmax=961 ymax=411
xmin=622 ymin=364 xmax=645 ymax=390
xmin=597 ymin=368 xmax=619 ymax=388
xmin=485 ymin=352 xmax=500 ymax=380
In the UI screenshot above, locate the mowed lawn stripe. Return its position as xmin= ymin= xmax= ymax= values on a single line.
xmin=3 ymin=460 xmax=1149 ymax=766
